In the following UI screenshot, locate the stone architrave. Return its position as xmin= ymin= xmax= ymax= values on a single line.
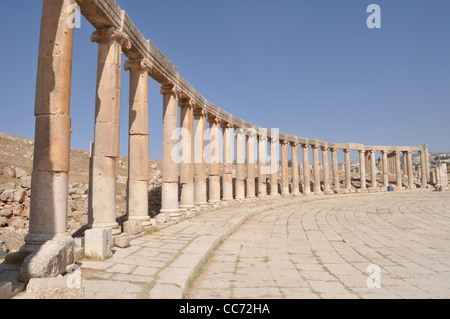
xmin=89 ymin=26 xmax=131 ymax=235
xmin=25 ymin=0 xmax=75 ymax=253
xmin=124 ymin=58 xmax=152 ymax=226
xmin=193 ymin=108 xmax=208 ymax=210
xmin=160 ymin=84 xmax=180 ymax=220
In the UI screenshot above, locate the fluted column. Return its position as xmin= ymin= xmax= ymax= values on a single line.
xmin=370 ymin=150 xmax=377 ymax=189
xmin=269 ymin=137 xmax=279 ymax=196
xmin=246 ymin=130 xmax=257 ymax=198
xmin=89 ymin=27 xmax=131 ymax=234
xmin=291 ymin=143 xmax=300 ymax=196
xmin=280 ymin=140 xmax=289 ymax=196
xmin=382 ymin=150 xmax=389 ymax=188
xmin=359 ymin=150 xmax=366 ymax=189
xmin=420 ymin=150 xmax=427 ymax=187
xmin=222 ymin=122 xmax=234 ymax=203
xmin=406 ymin=151 xmax=414 ymax=188
xmin=235 ymin=128 xmax=247 ymax=200
xmin=124 ymin=58 xmax=151 ymax=226
xmin=344 ymin=149 xmax=351 ymax=190
xmin=395 ymin=151 xmax=402 ymax=189
xmin=160 ymin=84 xmax=180 ymax=220
xmin=257 ymin=134 xmax=268 ymax=198
xmin=26 ymin=0 xmax=75 ymax=252
xmin=331 ymin=148 xmax=339 ymax=191
xmin=179 ymin=98 xmax=195 ymax=213
xmin=208 ymin=116 xmax=221 ymax=205
xmin=193 ymin=108 xmax=208 ymax=209
xmin=312 ymin=145 xmax=322 ymax=194
xmin=322 ymin=147 xmax=333 ymax=195
xmin=302 ymin=144 xmax=311 ymax=195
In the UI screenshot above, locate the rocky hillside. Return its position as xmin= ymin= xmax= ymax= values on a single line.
xmin=0 ymin=133 xmax=162 ymax=255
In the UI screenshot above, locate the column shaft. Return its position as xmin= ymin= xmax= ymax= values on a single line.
xmin=281 ymin=141 xmax=289 ymax=196
xmin=302 ymin=144 xmax=311 ymax=194
xmin=420 ymin=151 xmax=427 ymax=187
xmin=208 ymin=117 xmax=221 ymax=204
xmin=291 ymin=143 xmax=300 ymax=195
xmin=331 ymin=149 xmax=339 ymax=191
xmin=312 ymin=145 xmax=322 ymax=194
xmin=246 ymin=132 xmax=256 ymax=198
xmin=270 ymin=138 xmax=279 ymax=196
xmin=194 ymin=108 xmax=208 ymax=209
xmin=370 ymin=151 xmax=377 ymax=188
xmin=257 ymin=135 xmax=268 ymax=198
xmin=179 ymin=99 xmax=195 ymax=212
xmin=89 ymin=27 xmax=130 ymax=234
xmin=359 ymin=151 xmax=366 ymax=189
xmin=160 ymin=84 xmax=180 ymax=219
xmin=395 ymin=151 xmax=402 ymax=189
xmin=322 ymin=147 xmax=332 ymax=194
xmin=27 ymin=0 xmax=75 ymax=251
xmin=407 ymin=151 xmax=414 ymax=188
xmin=235 ymin=128 xmax=246 ymax=199
xmin=124 ymin=59 xmax=151 ymax=225
xmin=344 ymin=149 xmax=351 ymax=190
xmin=382 ymin=151 xmax=389 ymax=188
xmin=222 ymin=123 xmax=234 ymax=202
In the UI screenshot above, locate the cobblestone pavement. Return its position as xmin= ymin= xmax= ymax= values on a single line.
xmin=77 ymin=190 xmax=450 ymax=299
xmin=187 ymin=191 xmax=450 ymax=299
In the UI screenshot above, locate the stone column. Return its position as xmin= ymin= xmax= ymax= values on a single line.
xmin=269 ymin=137 xmax=279 ymax=196
xmin=312 ymin=145 xmax=322 ymax=194
xmin=370 ymin=150 xmax=377 ymax=189
xmin=124 ymin=58 xmax=151 ymax=226
xmin=402 ymin=151 xmax=408 ymax=177
xmin=382 ymin=150 xmax=389 ymax=188
xmin=221 ymin=122 xmax=234 ymax=203
xmin=395 ymin=151 xmax=402 ymax=189
xmin=208 ymin=116 xmax=221 ymax=205
xmin=291 ymin=143 xmax=300 ymax=196
xmin=302 ymin=144 xmax=311 ymax=195
xmin=424 ymin=144 xmax=430 ymax=183
xmin=365 ymin=152 xmax=371 ymax=176
xmin=344 ymin=149 xmax=351 ymax=191
xmin=89 ymin=27 xmax=131 ymax=234
xmin=358 ymin=150 xmax=366 ymax=189
xmin=280 ymin=140 xmax=289 ymax=196
xmin=257 ymin=134 xmax=268 ymax=198
xmin=26 ymin=0 xmax=75 ymax=252
xmin=407 ymin=151 xmax=414 ymax=188
xmin=235 ymin=128 xmax=247 ymax=200
xmin=193 ymin=108 xmax=208 ymax=209
xmin=160 ymin=84 xmax=180 ymax=220
xmin=331 ymin=148 xmax=339 ymax=191
xmin=179 ymin=98 xmax=195 ymax=213
xmin=420 ymin=150 xmax=427 ymax=187
xmin=246 ymin=130 xmax=257 ymax=199
xmin=322 ymin=147 xmax=333 ymax=195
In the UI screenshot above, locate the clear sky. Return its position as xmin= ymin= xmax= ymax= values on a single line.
xmin=0 ymin=0 xmax=449 ymax=161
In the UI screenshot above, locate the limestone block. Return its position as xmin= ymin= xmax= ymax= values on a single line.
xmin=0 ymin=190 xmax=15 ymax=202
xmin=114 ymin=235 xmax=131 ymax=248
xmin=19 ymin=235 xmax=75 ymax=282
xmin=0 ymin=282 xmax=12 ymax=299
xmin=84 ymin=228 xmax=112 ymax=260
xmin=26 ymin=269 xmax=83 ymax=299
xmin=14 ymin=168 xmax=28 ymax=179
xmin=128 ymin=135 xmax=149 ymax=180
xmin=13 ymin=189 xmax=26 ymax=203
xmin=20 ymin=176 xmax=32 ymax=189
xmin=123 ymin=220 xmax=143 ymax=235
xmin=155 ymin=212 xmax=170 ymax=224
xmin=93 ymin=122 xmax=120 ymax=157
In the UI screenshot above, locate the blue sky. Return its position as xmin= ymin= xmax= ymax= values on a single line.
xmin=0 ymin=0 xmax=449 ymax=161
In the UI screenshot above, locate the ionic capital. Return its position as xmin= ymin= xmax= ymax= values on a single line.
xmin=193 ymin=106 xmax=207 ymax=118
xmin=246 ymin=128 xmax=257 ymax=138
xmin=290 ymin=141 xmax=299 ymax=147
xmin=207 ymin=115 xmax=220 ymax=125
xmin=220 ymin=121 xmax=234 ymax=129
xmin=178 ymin=97 xmax=194 ymax=109
xmin=160 ymin=84 xmax=177 ymax=96
xmin=90 ymin=26 xmax=131 ymax=49
xmin=321 ymin=146 xmax=328 ymax=151
xmin=124 ymin=58 xmax=153 ymax=73
xmin=280 ymin=140 xmax=288 ymax=145
xmin=235 ymin=127 xmax=246 ymax=136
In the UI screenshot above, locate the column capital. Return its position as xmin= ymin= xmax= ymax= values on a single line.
xmin=320 ymin=146 xmax=328 ymax=151
xmin=124 ymin=58 xmax=153 ymax=73
xmin=178 ymin=97 xmax=194 ymax=109
xmin=343 ymin=148 xmax=350 ymax=154
xmin=311 ymin=144 xmax=319 ymax=149
xmin=193 ymin=106 xmax=207 ymax=118
xmin=358 ymin=149 xmax=365 ymax=154
xmin=235 ymin=127 xmax=246 ymax=135
xmin=90 ymin=26 xmax=131 ymax=49
xmin=280 ymin=139 xmax=288 ymax=145
xmin=290 ymin=141 xmax=299 ymax=147
xmin=160 ymin=83 xmax=177 ymax=95
xmin=246 ymin=128 xmax=257 ymax=137
xmin=220 ymin=121 xmax=234 ymax=129
xmin=207 ymin=115 xmax=220 ymax=125
xmin=301 ymin=143 xmax=309 ymax=149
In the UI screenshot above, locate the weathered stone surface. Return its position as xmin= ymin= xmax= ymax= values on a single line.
xmin=114 ymin=235 xmax=131 ymax=248
xmin=0 ymin=190 xmax=15 ymax=202
xmin=26 ymin=268 xmax=84 ymax=299
xmin=19 ymin=236 xmax=75 ymax=282
xmin=14 ymin=168 xmax=28 ymax=179
xmin=20 ymin=176 xmax=32 ymax=189
xmin=0 ymin=282 xmax=12 ymax=299
xmin=0 ymin=209 xmax=13 ymax=218
xmin=123 ymin=220 xmax=142 ymax=235
xmin=13 ymin=189 xmax=26 ymax=203
xmin=84 ymin=228 xmax=112 ymax=260
xmin=3 ymin=167 xmax=14 ymax=178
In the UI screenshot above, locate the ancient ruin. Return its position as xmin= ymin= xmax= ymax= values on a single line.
xmin=1 ymin=0 xmax=444 ymax=299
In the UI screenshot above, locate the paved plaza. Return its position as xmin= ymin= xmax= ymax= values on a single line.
xmin=75 ymin=190 xmax=450 ymax=299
